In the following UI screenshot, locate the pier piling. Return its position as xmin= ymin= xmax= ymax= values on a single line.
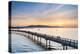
xmin=10 ymin=30 xmax=78 ymax=50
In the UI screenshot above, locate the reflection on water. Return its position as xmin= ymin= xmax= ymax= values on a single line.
xmin=11 ymin=32 xmax=45 ymax=53
xmin=10 ymin=28 xmax=78 ymax=53
xmin=19 ymin=28 xmax=78 ymax=40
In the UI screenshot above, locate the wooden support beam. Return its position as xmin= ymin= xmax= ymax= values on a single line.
xmin=33 ymin=35 xmax=35 ymax=42
xmin=32 ymin=35 xmax=33 ymax=41
xmin=37 ymin=36 xmax=38 ymax=43
xmin=28 ymin=34 xmax=29 ymax=38
xmin=65 ymin=46 xmax=67 ymax=50
xmin=48 ymin=40 xmax=51 ymax=48
xmin=62 ymin=45 xmax=67 ymax=50
xmin=63 ymin=45 xmax=65 ymax=50
xmin=10 ymin=30 xmax=78 ymax=49
xmin=46 ymin=39 xmax=48 ymax=49
xmin=40 ymin=37 xmax=42 ymax=44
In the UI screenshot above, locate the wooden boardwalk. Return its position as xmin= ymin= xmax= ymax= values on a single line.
xmin=9 ymin=30 xmax=78 ymax=50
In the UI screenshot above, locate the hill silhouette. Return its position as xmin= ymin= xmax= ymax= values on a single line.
xmin=10 ymin=25 xmax=64 ymax=28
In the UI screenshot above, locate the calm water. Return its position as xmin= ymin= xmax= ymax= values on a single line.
xmin=11 ymin=28 xmax=78 ymax=53
xmin=19 ymin=28 xmax=78 ymax=40
xmin=11 ymin=32 xmax=45 ymax=53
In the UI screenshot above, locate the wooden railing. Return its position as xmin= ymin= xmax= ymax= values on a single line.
xmin=9 ymin=30 xmax=78 ymax=50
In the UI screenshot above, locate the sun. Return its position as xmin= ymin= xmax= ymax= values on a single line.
xmin=57 ymin=22 xmax=64 ymax=26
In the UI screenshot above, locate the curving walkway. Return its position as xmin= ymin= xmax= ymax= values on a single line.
xmin=11 ymin=32 xmax=45 ymax=53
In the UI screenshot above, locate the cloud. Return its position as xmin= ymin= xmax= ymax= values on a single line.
xmin=30 ymin=4 xmax=64 ymax=18
xmin=11 ymin=3 xmax=78 ymax=27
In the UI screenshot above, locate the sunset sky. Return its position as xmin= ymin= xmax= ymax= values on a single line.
xmin=10 ymin=1 xmax=78 ymax=28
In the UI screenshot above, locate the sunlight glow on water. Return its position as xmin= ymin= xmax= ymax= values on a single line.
xmin=11 ymin=28 xmax=78 ymax=53
xmin=19 ymin=28 xmax=78 ymax=40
